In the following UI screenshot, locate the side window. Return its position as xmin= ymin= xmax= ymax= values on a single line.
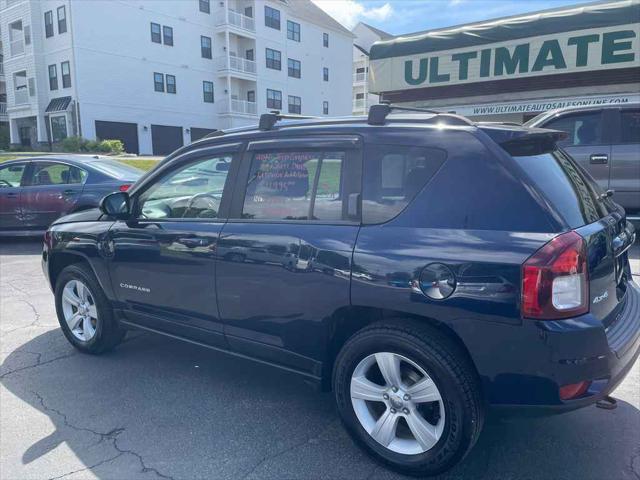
xmin=138 ymin=155 xmax=232 ymax=219
xmin=0 ymin=163 xmax=27 ymax=187
xmin=29 ymin=162 xmax=87 ymax=186
xmin=544 ymin=112 xmax=603 ymax=147
xmin=362 ymin=145 xmax=446 ymax=224
xmin=242 ymin=150 xmax=345 ymax=221
xmin=620 ymin=109 xmax=640 ymax=144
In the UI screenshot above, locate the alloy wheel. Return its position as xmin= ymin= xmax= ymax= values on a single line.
xmin=350 ymin=352 xmax=446 ymax=455
xmin=61 ymin=279 xmax=98 ymax=342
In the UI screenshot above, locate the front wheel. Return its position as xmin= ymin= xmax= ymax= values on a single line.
xmin=333 ymin=321 xmax=484 ymax=476
xmin=55 ymin=264 xmax=125 ymax=354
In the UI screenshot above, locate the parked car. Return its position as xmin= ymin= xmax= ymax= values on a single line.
xmin=526 ymin=103 xmax=640 ymax=218
xmin=0 ymin=155 xmax=143 ymax=235
xmin=42 ymin=108 xmax=639 ymax=476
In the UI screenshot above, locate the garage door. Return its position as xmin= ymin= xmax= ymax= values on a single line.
xmin=151 ymin=125 xmax=184 ymax=156
xmin=190 ymin=127 xmax=217 ymax=143
xmin=95 ymin=121 xmax=139 ymax=155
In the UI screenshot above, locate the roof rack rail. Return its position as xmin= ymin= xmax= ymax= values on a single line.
xmin=367 ymin=103 xmax=440 ymax=125
xmin=259 ymin=111 xmax=319 ymax=131
xmin=367 ymin=103 xmax=474 ymax=127
xmin=203 ymin=129 xmax=225 ymax=139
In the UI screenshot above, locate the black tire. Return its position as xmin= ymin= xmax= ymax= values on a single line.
xmin=333 ymin=320 xmax=484 ymax=477
xmin=54 ymin=263 xmax=126 ymax=354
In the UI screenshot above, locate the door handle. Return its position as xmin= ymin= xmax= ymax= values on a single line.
xmin=5 ymin=192 xmax=18 ymax=198
xmin=590 ymin=154 xmax=609 ymax=164
xmin=62 ymin=189 xmax=77 ymax=196
xmin=176 ymin=236 xmax=210 ymax=248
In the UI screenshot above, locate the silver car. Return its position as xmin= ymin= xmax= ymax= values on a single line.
xmin=526 ymin=104 xmax=640 ymax=219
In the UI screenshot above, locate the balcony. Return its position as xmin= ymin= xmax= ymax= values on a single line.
xmin=216 ymin=55 xmax=256 ymax=76
xmin=354 ymin=72 xmax=367 ymax=84
xmin=353 ymin=99 xmax=366 ymax=111
xmin=0 ymin=103 xmax=7 ymax=118
xmin=218 ymin=98 xmax=257 ymax=116
xmin=14 ymin=89 xmax=28 ymax=105
xmin=216 ymin=9 xmax=255 ymax=32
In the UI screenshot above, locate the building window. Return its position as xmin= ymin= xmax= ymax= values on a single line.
xmin=201 ymin=35 xmax=212 ymax=59
xmin=199 ymin=0 xmax=210 ymax=14
xmin=61 ymin=61 xmax=71 ymax=88
xmin=151 ymin=22 xmax=161 ymax=43
xmin=163 ymin=26 xmax=173 ymax=46
xmin=166 ymin=74 xmax=176 ymax=94
xmin=287 ymin=58 xmax=301 ymax=78
xmin=323 ymin=32 xmax=329 ymax=47
xmin=51 ymin=116 xmax=68 ymax=142
xmin=265 ymin=6 xmax=280 ymax=30
xmin=266 ymin=48 xmax=281 ymax=70
xmin=247 ymin=90 xmax=255 ymax=103
xmin=154 ymin=72 xmax=164 ymax=92
xmin=288 ymin=95 xmax=301 ymax=114
xmin=287 ymin=20 xmax=300 ymax=41
xmin=245 ymin=49 xmax=254 ymax=61
xmin=323 ymin=67 xmax=329 ymax=81
xmin=57 ymin=6 xmax=67 ymax=34
xmin=245 ymin=6 xmax=253 ymax=18
xmin=203 ymin=81 xmax=214 ymax=103
xmin=266 ymin=89 xmax=282 ymax=110
xmin=44 ymin=11 xmax=54 ymax=38
xmin=48 ymin=65 xmax=58 ymax=90
xmin=9 ymin=21 xmax=25 ymax=57
xmin=323 ymin=101 xmax=329 ymax=115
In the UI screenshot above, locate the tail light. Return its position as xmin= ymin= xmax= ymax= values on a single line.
xmin=522 ymin=231 xmax=589 ymax=319
xmin=559 ymin=381 xmax=591 ymax=400
xmin=119 ymin=184 xmax=131 ymax=192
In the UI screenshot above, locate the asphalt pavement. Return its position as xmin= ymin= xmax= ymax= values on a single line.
xmin=1 ymin=239 xmax=639 ymax=480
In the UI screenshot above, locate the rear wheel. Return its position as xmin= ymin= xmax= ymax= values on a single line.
xmin=55 ymin=264 xmax=125 ymax=354
xmin=333 ymin=321 xmax=483 ymax=476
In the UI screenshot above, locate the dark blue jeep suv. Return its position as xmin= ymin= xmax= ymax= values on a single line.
xmin=42 ymin=106 xmax=639 ymax=476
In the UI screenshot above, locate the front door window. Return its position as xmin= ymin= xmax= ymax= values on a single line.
xmin=137 ymin=154 xmax=232 ymax=219
xmin=0 ymin=163 xmax=26 ymax=188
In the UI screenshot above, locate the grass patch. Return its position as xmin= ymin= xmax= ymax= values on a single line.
xmin=0 ymin=155 xmax=18 ymax=162
xmin=117 ymin=159 xmax=160 ymax=172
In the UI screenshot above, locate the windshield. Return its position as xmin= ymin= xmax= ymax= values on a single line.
xmin=90 ymin=160 xmax=143 ymax=180
xmin=512 ymin=149 xmax=616 ymax=228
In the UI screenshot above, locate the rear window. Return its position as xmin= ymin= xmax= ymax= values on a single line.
xmin=621 ymin=109 xmax=640 ymax=143
xmin=541 ymin=111 xmax=603 ymax=147
xmin=362 ymin=144 xmax=446 ymax=224
xmin=512 ymin=149 xmax=614 ymax=228
xmin=90 ymin=160 xmax=143 ymax=180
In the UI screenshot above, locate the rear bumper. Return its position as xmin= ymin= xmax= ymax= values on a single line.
xmin=457 ymin=280 xmax=640 ymax=412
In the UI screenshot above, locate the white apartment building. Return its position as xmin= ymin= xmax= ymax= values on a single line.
xmin=351 ymin=22 xmax=391 ymax=115
xmin=0 ymin=27 xmax=7 ymax=132
xmin=0 ymin=0 xmax=353 ymax=155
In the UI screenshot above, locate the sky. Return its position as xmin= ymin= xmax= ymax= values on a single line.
xmin=311 ymin=0 xmax=596 ymax=35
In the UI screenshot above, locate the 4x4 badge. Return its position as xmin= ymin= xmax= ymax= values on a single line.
xmin=593 ymin=291 xmax=608 ymax=304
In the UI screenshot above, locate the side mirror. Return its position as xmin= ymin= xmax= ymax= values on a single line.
xmin=100 ymin=191 xmax=131 ymax=220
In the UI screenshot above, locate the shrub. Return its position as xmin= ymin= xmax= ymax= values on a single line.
xmin=98 ymin=139 xmax=124 ymax=155
xmin=60 ymin=136 xmax=88 ymax=152
xmin=57 ymin=136 xmax=124 ymax=154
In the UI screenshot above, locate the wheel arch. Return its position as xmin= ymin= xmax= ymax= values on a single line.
xmin=48 ymin=250 xmax=115 ymax=300
xmin=324 ymin=307 xmax=481 ymax=395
